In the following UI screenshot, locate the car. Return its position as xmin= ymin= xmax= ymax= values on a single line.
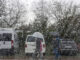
xmin=0 ymin=28 xmax=19 ymax=55
xmin=25 ymin=32 xmax=46 ymax=56
xmin=59 ymin=39 xmax=78 ymax=55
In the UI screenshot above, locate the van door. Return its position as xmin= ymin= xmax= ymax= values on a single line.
xmin=0 ymin=34 xmax=3 ymax=49
xmin=0 ymin=33 xmax=12 ymax=49
xmin=37 ymin=38 xmax=46 ymax=53
xmin=27 ymin=36 xmax=36 ymax=53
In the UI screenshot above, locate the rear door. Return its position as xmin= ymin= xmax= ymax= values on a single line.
xmin=26 ymin=36 xmax=46 ymax=53
xmin=37 ymin=38 xmax=46 ymax=53
xmin=27 ymin=36 xmax=36 ymax=52
xmin=0 ymin=33 xmax=12 ymax=49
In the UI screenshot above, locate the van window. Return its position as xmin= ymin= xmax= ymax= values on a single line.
xmin=3 ymin=33 xmax=12 ymax=41
xmin=37 ymin=38 xmax=43 ymax=42
xmin=27 ymin=36 xmax=43 ymax=42
xmin=27 ymin=36 xmax=35 ymax=42
xmin=0 ymin=34 xmax=3 ymax=41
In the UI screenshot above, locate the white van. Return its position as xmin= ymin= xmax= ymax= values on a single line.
xmin=25 ymin=32 xmax=46 ymax=55
xmin=0 ymin=28 xmax=19 ymax=55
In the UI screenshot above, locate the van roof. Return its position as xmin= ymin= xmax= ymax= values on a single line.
xmin=0 ymin=28 xmax=15 ymax=33
xmin=0 ymin=28 xmax=15 ymax=31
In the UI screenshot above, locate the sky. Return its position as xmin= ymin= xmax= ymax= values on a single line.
xmin=22 ymin=0 xmax=80 ymax=24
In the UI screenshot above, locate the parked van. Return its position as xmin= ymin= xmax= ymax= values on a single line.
xmin=0 ymin=28 xmax=19 ymax=55
xmin=25 ymin=32 xmax=46 ymax=55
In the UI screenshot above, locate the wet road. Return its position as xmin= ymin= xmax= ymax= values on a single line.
xmin=0 ymin=55 xmax=80 ymax=60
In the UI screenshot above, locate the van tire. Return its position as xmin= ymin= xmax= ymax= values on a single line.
xmin=26 ymin=53 xmax=28 ymax=56
xmin=43 ymin=53 xmax=46 ymax=56
xmin=26 ymin=53 xmax=33 ymax=56
xmin=10 ymin=49 xmax=15 ymax=56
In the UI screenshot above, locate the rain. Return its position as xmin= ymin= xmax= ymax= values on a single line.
xmin=0 ymin=0 xmax=80 ymax=60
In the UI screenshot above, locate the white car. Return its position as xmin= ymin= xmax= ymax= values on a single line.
xmin=0 ymin=28 xmax=19 ymax=55
xmin=25 ymin=32 xmax=46 ymax=55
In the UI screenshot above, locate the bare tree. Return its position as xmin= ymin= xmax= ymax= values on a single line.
xmin=1 ymin=0 xmax=26 ymax=28
xmin=32 ymin=0 xmax=49 ymax=36
xmin=48 ymin=1 xmax=80 ymax=41
xmin=0 ymin=0 xmax=6 ymax=27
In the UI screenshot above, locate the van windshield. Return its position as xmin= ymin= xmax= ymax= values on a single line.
xmin=27 ymin=36 xmax=43 ymax=42
xmin=27 ymin=36 xmax=35 ymax=42
xmin=3 ymin=33 xmax=12 ymax=41
xmin=37 ymin=38 xmax=43 ymax=42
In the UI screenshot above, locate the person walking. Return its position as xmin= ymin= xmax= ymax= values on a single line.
xmin=51 ymin=32 xmax=60 ymax=60
xmin=33 ymin=37 xmax=43 ymax=60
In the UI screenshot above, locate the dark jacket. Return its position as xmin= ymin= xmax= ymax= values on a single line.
xmin=36 ymin=40 xmax=41 ymax=50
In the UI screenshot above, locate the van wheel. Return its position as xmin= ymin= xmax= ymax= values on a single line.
xmin=10 ymin=50 xmax=15 ymax=56
xmin=5 ymin=52 xmax=9 ymax=56
xmin=43 ymin=53 xmax=46 ymax=56
xmin=10 ymin=52 xmax=14 ymax=56
xmin=26 ymin=53 xmax=28 ymax=56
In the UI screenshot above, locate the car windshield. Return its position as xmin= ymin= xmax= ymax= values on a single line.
xmin=61 ymin=40 xmax=75 ymax=44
